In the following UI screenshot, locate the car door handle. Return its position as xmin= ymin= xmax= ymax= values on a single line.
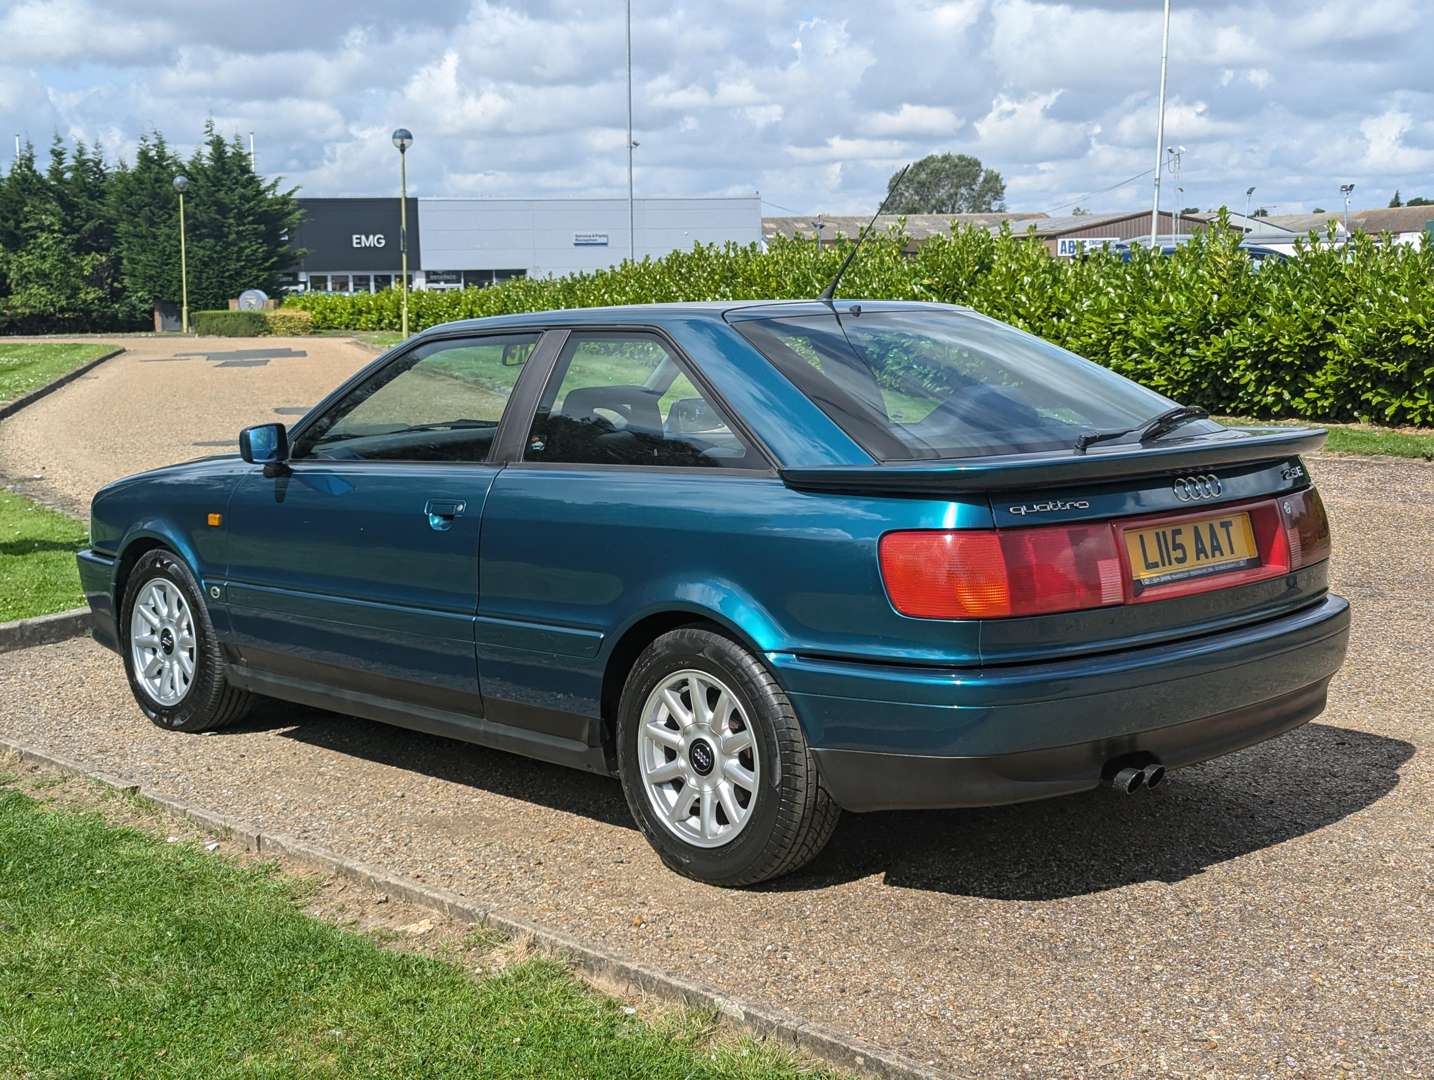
xmin=425 ymin=498 xmax=466 ymax=531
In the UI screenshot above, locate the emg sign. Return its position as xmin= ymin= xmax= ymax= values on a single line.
xmin=1056 ymin=237 xmax=1116 ymax=257
xmin=293 ymin=197 xmax=419 ymax=272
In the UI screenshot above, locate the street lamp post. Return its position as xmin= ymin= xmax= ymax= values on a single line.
xmin=173 ymin=175 xmax=190 ymax=335
xmin=1245 ymin=186 xmax=1256 ymax=218
xmin=1149 ymin=0 xmax=1172 ymax=246
xmin=392 ymin=128 xmax=413 ymax=338
xmin=1340 ymin=183 xmax=1355 ymax=237
xmin=1166 ymin=145 xmax=1184 ymax=230
xmin=626 ymin=0 xmax=636 ymax=263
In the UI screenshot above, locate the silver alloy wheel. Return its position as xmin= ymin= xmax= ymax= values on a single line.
xmin=637 ymin=669 xmax=760 ymax=849
xmin=129 ymin=578 xmax=197 ymax=707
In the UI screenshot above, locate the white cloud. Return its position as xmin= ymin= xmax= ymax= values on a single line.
xmin=1359 ymin=109 xmax=1434 ymax=173
xmin=0 ymin=0 xmax=173 ymax=65
xmin=788 ymin=137 xmax=909 ymax=164
xmin=742 ymin=104 xmax=785 ymax=129
xmin=974 ymin=92 xmax=1092 ymax=162
xmin=1 ymin=0 xmax=1431 ymax=218
xmin=864 ymin=104 xmax=963 ymax=137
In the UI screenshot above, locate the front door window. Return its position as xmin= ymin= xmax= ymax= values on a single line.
xmin=294 ymin=334 xmax=539 ymax=464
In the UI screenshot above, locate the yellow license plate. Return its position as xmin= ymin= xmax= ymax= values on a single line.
xmin=1125 ymin=512 xmax=1260 ymax=588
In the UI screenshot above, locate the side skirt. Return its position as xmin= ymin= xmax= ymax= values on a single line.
xmin=226 ymin=665 xmax=612 ymax=776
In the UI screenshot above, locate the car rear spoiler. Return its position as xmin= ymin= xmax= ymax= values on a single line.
xmin=779 ymin=427 xmax=1328 ymax=495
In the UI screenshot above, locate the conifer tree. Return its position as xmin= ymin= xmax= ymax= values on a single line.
xmin=182 ymin=122 xmax=304 ymax=308
xmin=0 ymin=141 xmax=109 ymax=331
xmin=109 ymin=133 xmax=185 ymax=321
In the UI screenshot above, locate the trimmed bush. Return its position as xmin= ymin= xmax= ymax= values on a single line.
xmin=284 ymin=219 xmax=1434 ymax=425
xmin=192 ymin=309 xmax=268 ymax=336
xmin=263 ymin=307 xmax=313 ymax=335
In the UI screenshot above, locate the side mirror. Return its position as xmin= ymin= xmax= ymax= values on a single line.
xmin=239 ymin=423 xmax=289 ymax=465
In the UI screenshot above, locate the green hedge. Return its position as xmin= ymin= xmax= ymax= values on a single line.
xmin=192 ymin=309 xmax=268 ymax=336
xmin=285 ymin=219 xmax=1434 ymax=425
xmin=189 ymin=308 xmax=314 ymax=336
xmin=263 ymin=307 xmax=313 ymax=335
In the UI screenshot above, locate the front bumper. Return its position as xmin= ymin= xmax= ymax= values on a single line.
xmin=776 ymin=593 xmax=1350 ymax=811
xmin=76 ymin=548 xmax=119 ymax=652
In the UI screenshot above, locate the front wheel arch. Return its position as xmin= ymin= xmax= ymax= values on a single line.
xmin=113 ymin=537 xmax=176 ymax=644
xmin=118 ymin=548 xmax=252 ymax=732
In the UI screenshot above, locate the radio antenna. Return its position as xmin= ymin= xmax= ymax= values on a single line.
xmin=819 ymin=163 xmax=911 ymax=303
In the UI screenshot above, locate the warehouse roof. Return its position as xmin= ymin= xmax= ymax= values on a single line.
xmin=1351 ymin=206 xmax=1434 ymax=234
xmin=1266 ymin=212 xmax=1344 ymax=234
xmin=994 ymin=210 xmax=1215 ymax=238
xmin=763 ymin=212 xmax=1044 ymax=243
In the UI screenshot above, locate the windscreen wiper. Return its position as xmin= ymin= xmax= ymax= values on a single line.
xmin=1073 ymin=405 xmax=1209 ymax=454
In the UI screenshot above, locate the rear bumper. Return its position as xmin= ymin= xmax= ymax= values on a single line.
xmin=777 ymin=593 xmax=1350 ymax=811
xmin=76 ymin=548 xmax=119 ymax=652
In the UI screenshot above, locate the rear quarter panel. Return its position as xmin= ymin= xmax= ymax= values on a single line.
xmin=475 ymin=466 xmax=991 ymax=729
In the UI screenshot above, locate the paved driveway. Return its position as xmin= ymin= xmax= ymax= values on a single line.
xmin=0 ymin=453 xmax=1428 ymax=1078
xmin=0 ymin=336 xmax=374 ymax=513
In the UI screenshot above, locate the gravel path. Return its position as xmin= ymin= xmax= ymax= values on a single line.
xmin=0 ymin=429 xmax=1429 ymax=1071
xmin=0 ymin=336 xmax=372 ymax=514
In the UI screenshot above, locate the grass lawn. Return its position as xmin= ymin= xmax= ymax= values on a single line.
xmin=337 ymin=330 xmax=407 ymax=350
xmin=0 ymin=491 xmax=87 ymax=621
xmin=0 ymin=786 xmax=839 ymax=1080
xmin=1217 ymin=416 xmax=1434 ymax=461
xmin=0 ymin=342 xmax=118 ymax=405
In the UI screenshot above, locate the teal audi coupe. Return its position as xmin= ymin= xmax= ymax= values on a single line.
xmin=78 ymin=301 xmax=1350 ymax=885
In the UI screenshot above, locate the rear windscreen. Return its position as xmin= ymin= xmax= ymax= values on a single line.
xmin=735 ymin=310 xmax=1205 ymax=461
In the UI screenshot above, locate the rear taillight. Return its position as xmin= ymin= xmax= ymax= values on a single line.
xmin=882 ymin=488 xmax=1331 ymax=621
xmin=880 ymin=524 xmax=1124 ymax=619
xmin=1279 ymin=487 xmax=1331 ymax=568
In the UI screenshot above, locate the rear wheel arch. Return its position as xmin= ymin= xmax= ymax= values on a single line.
xmin=599 ymin=609 xmax=773 ymax=761
xmin=613 ymin=623 xmax=841 ymax=885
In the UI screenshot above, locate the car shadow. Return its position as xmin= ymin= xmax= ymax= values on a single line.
xmin=234 ymin=702 xmax=1412 ymax=900
xmin=233 ymin=699 xmax=634 ymax=830
xmin=772 ymin=722 xmax=1414 ymax=900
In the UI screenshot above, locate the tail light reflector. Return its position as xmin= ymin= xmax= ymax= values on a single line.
xmin=879 ymin=531 xmax=1010 ymax=618
xmin=1279 ymin=487 xmax=1331 ymax=569
xmin=880 ymin=524 xmax=1123 ymax=619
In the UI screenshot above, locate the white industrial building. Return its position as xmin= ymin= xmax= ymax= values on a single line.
xmin=285 ymin=195 xmax=762 ymax=293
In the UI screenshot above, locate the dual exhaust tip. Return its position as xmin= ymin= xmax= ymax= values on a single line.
xmin=1104 ymin=754 xmax=1166 ymax=795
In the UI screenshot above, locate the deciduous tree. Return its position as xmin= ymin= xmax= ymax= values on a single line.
xmin=885 ymin=154 xmax=1006 ymax=214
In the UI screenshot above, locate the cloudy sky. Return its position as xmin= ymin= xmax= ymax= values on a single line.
xmin=0 ymin=0 xmax=1427 ymax=216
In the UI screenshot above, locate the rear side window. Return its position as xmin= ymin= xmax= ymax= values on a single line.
xmin=523 ymin=333 xmax=763 ymax=469
xmin=735 ymin=311 xmax=1199 ymax=461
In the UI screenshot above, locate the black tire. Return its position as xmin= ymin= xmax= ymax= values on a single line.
xmin=119 ymin=549 xmax=253 ymax=733
xmin=616 ymin=627 xmax=840 ymax=886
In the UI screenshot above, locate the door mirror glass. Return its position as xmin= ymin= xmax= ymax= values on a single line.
xmin=240 ymin=423 xmax=289 ymax=464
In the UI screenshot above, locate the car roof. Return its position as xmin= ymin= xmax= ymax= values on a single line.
xmin=414 ymin=299 xmax=962 ymax=336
